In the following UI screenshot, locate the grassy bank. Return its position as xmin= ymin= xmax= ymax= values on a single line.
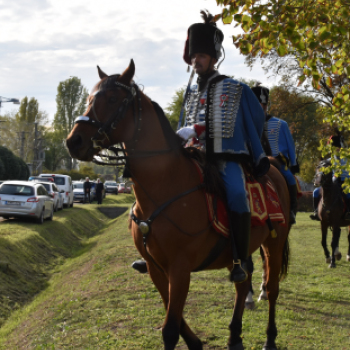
xmin=0 ymin=207 xmax=349 ymax=349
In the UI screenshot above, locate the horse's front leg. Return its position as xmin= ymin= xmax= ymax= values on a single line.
xmin=330 ymin=227 xmax=341 ymax=268
xmin=147 ymin=261 xmax=202 ymax=350
xmin=228 ymin=277 xmax=250 ymax=350
xmin=321 ymin=222 xmax=331 ymax=264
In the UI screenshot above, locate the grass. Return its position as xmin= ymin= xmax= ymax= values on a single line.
xmin=0 ymin=201 xmax=349 ymax=349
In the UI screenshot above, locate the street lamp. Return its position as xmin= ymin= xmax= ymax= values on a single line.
xmin=0 ymin=96 xmax=20 ymax=114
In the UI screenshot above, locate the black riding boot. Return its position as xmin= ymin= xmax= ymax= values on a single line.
xmin=229 ymin=212 xmax=251 ymax=284
xmin=309 ymin=196 xmax=321 ymax=221
xmin=288 ymin=184 xmax=298 ymax=225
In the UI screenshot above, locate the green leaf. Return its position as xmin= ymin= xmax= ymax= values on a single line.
xmin=234 ymin=14 xmax=243 ymax=22
xmin=326 ymin=77 xmax=333 ymax=87
xmin=297 ymin=75 xmax=306 ymax=86
xmin=251 ymin=14 xmax=261 ymax=23
xmin=277 ymin=45 xmax=288 ymax=56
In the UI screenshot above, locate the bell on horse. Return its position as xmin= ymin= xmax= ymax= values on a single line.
xmin=66 ymin=60 xmax=291 ymax=350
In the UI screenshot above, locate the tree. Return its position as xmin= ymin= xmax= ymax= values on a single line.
xmin=165 ymin=87 xmax=185 ymax=130
xmin=54 ymin=76 xmax=88 ymax=170
xmin=43 ymin=129 xmax=70 ymax=172
xmin=215 ymin=0 xmax=350 ymax=188
xmin=0 ymin=146 xmax=29 ymax=180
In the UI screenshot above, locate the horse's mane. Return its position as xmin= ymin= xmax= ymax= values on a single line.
xmin=151 ymin=101 xmax=227 ymax=202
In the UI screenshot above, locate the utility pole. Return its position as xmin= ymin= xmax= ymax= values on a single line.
xmin=19 ymin=131 xmax=26 ymax=159
xmin=33 ymin=122 xmax=45 ymax=175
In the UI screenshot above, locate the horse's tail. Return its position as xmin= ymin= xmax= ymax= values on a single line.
xmin=279 ymin=236 xmax=290 ymax=281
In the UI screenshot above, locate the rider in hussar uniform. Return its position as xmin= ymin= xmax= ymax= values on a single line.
xmin=176 ymin=11 xmax=269 ymax=283
xmin=251 ymin=83 xmax=299 ymax=224
xmin=132 ymin=11 xmax=269 ymax=282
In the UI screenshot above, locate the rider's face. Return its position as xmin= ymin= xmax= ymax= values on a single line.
xmin=191 ymin=53 xmax=216 ymax=75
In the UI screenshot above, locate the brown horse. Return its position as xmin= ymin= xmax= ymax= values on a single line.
xmin=66 ymin=60 xmax=291 ymax=350
xmin=316 ymin=160 xmax=350 ymax=267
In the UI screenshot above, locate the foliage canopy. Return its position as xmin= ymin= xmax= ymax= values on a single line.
xmin=215 ymin=0 xmax=350 ymax=187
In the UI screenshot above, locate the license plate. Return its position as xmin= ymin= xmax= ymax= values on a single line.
xmin=5 ymin=201 xmax=21 ymax=206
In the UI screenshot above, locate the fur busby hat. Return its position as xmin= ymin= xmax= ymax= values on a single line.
xmin=251 ymin=82 xmax=270 ymax=104
xmin=183 ymin=11 xmax=224 ymax=65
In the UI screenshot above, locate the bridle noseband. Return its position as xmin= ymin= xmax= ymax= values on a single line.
xmin=74 ymin=80 xmax=140 ymax=152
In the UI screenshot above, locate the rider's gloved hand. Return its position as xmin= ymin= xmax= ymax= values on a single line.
xmin=254 ymin=156 xmax=270 ymax=177
xmin=177 ymin=126 xmax=196 ymax=141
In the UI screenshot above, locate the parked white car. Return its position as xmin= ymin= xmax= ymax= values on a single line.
xmin=73 ymin=182 xmax=85 ymax=202
xmin=34 ymin=181 xmax=64 ymax=212
xmin=0 ymin=181 xmax=54 ymax=224
xmin=38 ymin=174 xmax=74 ymax=208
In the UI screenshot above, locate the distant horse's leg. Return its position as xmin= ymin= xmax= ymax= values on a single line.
xmin=148 ymin=263 xmax=202 ymax=350
xmin=258 ymin=246 xmax=268 ymax=302
xmin=228 ymin=279 xmax=250 ymax=350
xmin=330 ymin=227 xmax=341 ymax=268
xmin=347 ymin=227 xmax=350 ymax=262
xmin=260 ymin=243 xmax=283 ymax=350
xmin=245 ymin=256 xmax=255 ymax=310
xmin=321 ymin=223 xmax=331 ymax=264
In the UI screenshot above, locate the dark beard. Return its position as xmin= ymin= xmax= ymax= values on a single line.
xmin=197 ymin=70 xmax=216 ymax=92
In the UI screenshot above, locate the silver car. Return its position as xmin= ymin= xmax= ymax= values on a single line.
xmin=33 ymin=181 xmax=64 ymax=212
xmin=0 ymin=181 xmax=54 ymax=224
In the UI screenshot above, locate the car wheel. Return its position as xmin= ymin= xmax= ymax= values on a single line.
xmin=54 ymin=203 xmax=58 ymax=212
xmin=2 ymin=216 xmax=9 ymax=219
xmin=70 ymin=200 xmax=73 ymax=208
xmin=48 ymin=207 xmax=54 ymax=221
xmin=37 ymin=209 xmax=44 ymax=224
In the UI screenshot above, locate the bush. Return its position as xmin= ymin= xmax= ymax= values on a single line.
xmin=0 ymin=146 xmax=29 ymax=180
xmin=298 ymin=191 xmax=313 ymax=212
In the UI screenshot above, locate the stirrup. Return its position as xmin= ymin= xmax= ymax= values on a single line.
xmin=230 ymin=259 xmax=248 ymax=284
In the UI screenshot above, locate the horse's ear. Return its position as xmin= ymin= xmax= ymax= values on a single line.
xmin=97 ymin=66 xmax=108 ymax=79
xmin=120 ymin=59 xmax=135 ymax=84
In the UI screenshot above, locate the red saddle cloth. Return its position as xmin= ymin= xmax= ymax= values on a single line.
xmin=193 ymin=161 xmax=286 ymax=238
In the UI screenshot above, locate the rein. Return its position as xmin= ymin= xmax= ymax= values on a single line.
xmin=74 ymin=80 xmax=174 ymax=166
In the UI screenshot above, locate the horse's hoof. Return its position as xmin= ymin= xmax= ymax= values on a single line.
xmin=228 ymin=342 xmax=244 ymax=350
xmin=245 ymin=301 xmax=255 ymax=310
xmin=262 ymin=346 xmax=277 ymax=350
xmin=258 ymin=291 xmax=268 ymax=302
xmin=335 ymin=252 xmax=342 ymax=261
xmin=325 ymin=257 xmax=331 ymax=264
xmin=347 ymin=255 xmax=350 ymax=262
xmin=329 ymin=263 xmax=336 ymax=268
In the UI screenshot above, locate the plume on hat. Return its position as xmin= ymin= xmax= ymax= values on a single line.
xmin=200 ymin=10 xmax=215 ymax=26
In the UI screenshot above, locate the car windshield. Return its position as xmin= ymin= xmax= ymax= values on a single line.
xmin=73 ymin=183 xmax=84 ymax=189
xmin=42 ymin=176 xmax=65 ymax=185
xmin=41 ymin=184 xmax=50 ymax=191
xmin=106 ymin=182 xmax=117 ymax=186
xmin=0 ymin=184 xmax=34 ymax=196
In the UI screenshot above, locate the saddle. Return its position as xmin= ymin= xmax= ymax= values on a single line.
xmin=192 ymin=160 xmax=286 ymax=238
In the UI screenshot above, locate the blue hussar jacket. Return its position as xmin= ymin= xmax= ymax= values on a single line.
xmin=267 ymin=116 xmax=297 ymax=167
xmin=185 ymin=72 xmax=266 ymax=167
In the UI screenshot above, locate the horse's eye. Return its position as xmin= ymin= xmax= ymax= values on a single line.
xmin=109 ymin=96 xmax=118 ymax=103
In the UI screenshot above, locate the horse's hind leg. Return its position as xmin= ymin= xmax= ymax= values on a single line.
xmin=330 ymin=227 xmax=341 ymax=268
xmin=321 ymin=223 xmax=331 ymax=264
xmin=148 ymin=262 xmax=201 ymax=350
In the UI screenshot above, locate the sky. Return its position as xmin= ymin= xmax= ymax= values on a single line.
xmin=0 ymin=0 xmax=273 ymax=122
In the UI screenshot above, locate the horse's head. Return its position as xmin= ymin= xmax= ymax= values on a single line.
xmin=317 ymin=159 xmax=334 ymax=188
xmin=66 ymin=60 xmax=137 ymax=161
